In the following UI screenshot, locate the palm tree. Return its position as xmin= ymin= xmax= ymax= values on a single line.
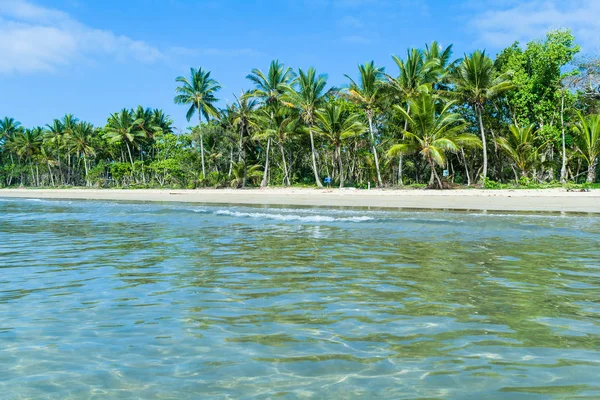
xmin=230 ymin=160 xmax=262 ymax=188
xmin=0 ymin=117 xmax=22 ymax=165
xmin=11 ymin=127 xmax=44 ymax=186
xmin=0 ymin=117 xmax=21 ymax=145
xmin=174 ymin=67 xmax=221 ymax=178
xmin=152 ymin=109 xmax=174 ymax=134
xmin=230 ymin=92 xmax=258 ymax=187
xmin=453 ymin=50 xmax=513 ymax=183
xmin=423 ymin=41 xmax=456 ymax=89
xmin=388 ymin=94 xmax=480 ymax=189
xmin=254 ymin=105 xmax=299 ymax=186
xmin=246 ymin=60 xmax=294 ymax=105
xmin=345 ymin=61 xmax=385 ymax=187
xmin=313 ymin=101 xmax=365 ymax=188
xmin=282 ymin=67 xmax=329 ymax=187
xmin=495 ymin=124 xmax=547 ymax=180
xmin=69 ymin=122 xmax=97 ymax=185
xmin=573 ymin=112 xmax=600 ymax=183
xmin=104 ymin=109 xmax=146 ymax=168
xmin=386 ymin=48 xmax=439 ymax=184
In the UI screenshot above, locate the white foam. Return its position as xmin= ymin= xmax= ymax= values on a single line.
xmin=213 ymin=209 xmax=374 ymax=223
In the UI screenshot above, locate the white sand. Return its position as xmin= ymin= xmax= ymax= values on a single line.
xmin=1 ymin=188 xmax=599 ymax=213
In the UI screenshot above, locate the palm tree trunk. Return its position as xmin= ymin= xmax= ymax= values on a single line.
xmin=125 ymin=141 xmax=135 ymax=169
xmin=428 ymin=157 xmax=443 ymax=189
xmin=477 ymin=107 xmax=488 ymax=184
xmin=199 ymin=115 xmax=206 ymax=179
xmin=83 ymin=154 xmax=90 ymax=186
xmin=261 ymin=138 xmax=271 ymax=187
xmin=398 ymin=103 xmax=410 ymax=186
xmin=308 ymin=127 xmax=323 ymax=187
xmin=55 ymin=142 xmax=63 ymax=185
xmin=47 ymin=162 xmax=55 ymax=187
xmin=461 ymin=148 xmax=471 ymax=186
xmin=199 ymin=133 xmax=206 ymax=179
xmin=560 ymin=92 xmax=567 ymax=184
xmin=587 ymin=158 xmax=597 ymax=183
xmin=228 ymin=147 xmax=233 ymax=177
xmin=367 ymin=112 xmax=383 ymax=187
xmin=280 ymin=142 xmax=290 ymax=186
xmin=337 ymin=144 xmax=344 ymax=188
xmin=29 ymin=162 xmax=35 ymax=187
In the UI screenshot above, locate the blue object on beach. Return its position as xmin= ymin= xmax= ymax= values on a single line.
xmin=324 ymin=177 xmax=331 ymax=184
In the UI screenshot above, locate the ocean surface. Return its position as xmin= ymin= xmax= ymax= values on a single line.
xmin=1 ymin=198 xmax=599 ymax=399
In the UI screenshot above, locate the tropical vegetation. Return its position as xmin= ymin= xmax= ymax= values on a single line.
xmin=1 ymin=29 xmax=599 ymax=189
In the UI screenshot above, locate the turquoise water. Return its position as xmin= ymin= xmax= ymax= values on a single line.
xmin=1 ymin=198 xmax=599 ymax=399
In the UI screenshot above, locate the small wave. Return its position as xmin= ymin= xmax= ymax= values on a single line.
xmin=214 ymin=209 xmax=374 ymax=223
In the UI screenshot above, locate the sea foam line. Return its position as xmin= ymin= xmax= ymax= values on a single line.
xmin=198 ymin=209 xmax=374 ymax=222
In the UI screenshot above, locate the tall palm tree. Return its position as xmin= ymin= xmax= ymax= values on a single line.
xmin=313 ymin=101 xmax=365 ymax=188
xmin=453 ymin=50 xmax=513 ymax=183
xmin=104 ymin=109 xmax=146 ymax=168
xmin=282 ymin=67 xmax=329 ymax=187
xmin=174 ymin=67 xmax=221 ymax=178
xmin=345 ymin=61 xmax=385 ymax=187
xmin=254 ymin=105 xmax=300 ymax=186
xmin=495 ymin=124 xmax=547 ymax=180
xmin=0 ymin=117 xmax=22 ymax=166
xmin=388 ymin=94 xmax=480 ymax=188
xmin=0 ymin=117 xmax=21 ymax=145
xmin=387 ymin=48 xmax=439 ymax=184
xmin=254 ymin=105 xmax=295 ymax=187
xmin=11 ymin=127 xmax=44 ymax=185
xmin=229 ymin=92 xmax=258 ymax=187
xmin=45 ymin=119 xmax=64 ymax=169
xmin=246 ymin=60 xmax=294 ymax=105
xmin=69 ymin=122 xmax=97 ymax=185
xmin=152 ymin=109 xmax=174 ymax=134
xmin=573 ymin=112 xmax=600 ymax=183
xmin=423 ymin=41 xmax=456 ymax=89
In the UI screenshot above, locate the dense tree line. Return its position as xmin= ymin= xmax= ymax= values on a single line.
xmin=1 ymin=29 xmax=599 ymax=189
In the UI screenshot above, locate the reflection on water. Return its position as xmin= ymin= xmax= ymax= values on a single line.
xmin=0 ymin=198 xmax=599 ymax=399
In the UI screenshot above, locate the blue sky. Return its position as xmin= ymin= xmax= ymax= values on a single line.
xmin=1 ymin=0 xmax=598 ymax=131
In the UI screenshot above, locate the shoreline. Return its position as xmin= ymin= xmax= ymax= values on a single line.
xmin=2 ymin=188 xmax=600 ymax=213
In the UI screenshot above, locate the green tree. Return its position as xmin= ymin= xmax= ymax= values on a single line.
xmin=313 ymin=101 xmax=365 ymax=188
xmin=104 ymin=109 xmax=146 ymax=168
xmin=496 ymin=30 xmax=580 ymax=182
xmin=282 ymin=67 xmax=329 ymax=187
xmin=174 ymin=67 xmax=221 ymax=178
xmin=573 ymin=112 xmax=600 ymax=183
xmin=495 ymin=124 xmax=547 ymax=179
xmin=386 ymin=47 xmax=440 ymax=184
xmin=229 ymin=93 xmax=258 ymax=187
xmin=388 ymin=94 xmax=480 ymax=188
xmin=10 ymin=127 xmax=44 ymax=185
xmin=69 ymin=122 xmax=97 ymax=186
xmin=345 ymin=61 xmax=385 ymax=187
xmin=0 ymin=117 xmax=22 ymax=165
xmin=454 ymin=50 xmax=513 ymax=183
xmin=246 ymin=60 xmax=294 ymax=105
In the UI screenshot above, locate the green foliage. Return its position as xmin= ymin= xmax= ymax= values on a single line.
xmin=495 ymin=29 xmax=580 ymax=127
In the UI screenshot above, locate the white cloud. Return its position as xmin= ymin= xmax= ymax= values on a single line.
xmin=0 ymin=0 xmax=164 ymax=73
xmin=470 ymin=0 xmax=600 ymax=51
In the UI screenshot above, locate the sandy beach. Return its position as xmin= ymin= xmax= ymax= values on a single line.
xmin=1 ymin=187 xmax=599 ymax=213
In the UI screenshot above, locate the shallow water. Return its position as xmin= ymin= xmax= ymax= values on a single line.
xmin=0 ymin=198 xmax=599 ymax=399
